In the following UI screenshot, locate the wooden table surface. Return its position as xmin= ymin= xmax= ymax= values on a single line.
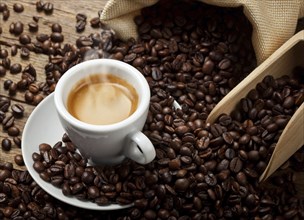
xmin=0 ymin=0 xmax=108 ymax=170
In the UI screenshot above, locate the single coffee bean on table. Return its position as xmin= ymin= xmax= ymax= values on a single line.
xmin=0 ymin=49 xmax=8 ymax=58
xmin=28 ymin=21 xmax=39 ymax=32
xmin=1 ymin=138 xmax=12 ymax=151
xmin=10 ymin=63 xmax=22 ymax=74
xmin=13 ymin=3 xmax=24 ymax=13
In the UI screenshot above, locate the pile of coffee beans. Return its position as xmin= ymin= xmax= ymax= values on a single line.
xmin=1 ymin=0 xmax=304 ymax=219
xmin=112 ymin=0 xmax=256 ymax=118
xmin=30 ymin=72 xmax=303 ymax=219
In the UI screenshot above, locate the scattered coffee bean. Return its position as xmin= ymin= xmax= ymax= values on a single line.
xmin=23 ymin=63 xmax=37 ymax=78
xmin=51 ymin=32 xmax=64 ymax=42
xmin=2 ymin=9 xmax=10 ymax=21
xmin=13 ymin=136 xmax=21 ymax=147
xmin=12 ymin=21 xmax=24 ymax=35
xmin=36 ymin=0 xmax=44 ymax=11
xmin=76 ymin=20 xmax=86 ymax=32
xmin=13 ymin=3 xmax=24 ymax=13
xmin=19 ymin=33 xmax=31 ymax=44
xmin=0 ymin=49 xmax=8 ymax=58
xmin=28 ymin=21 xmax=39 ymax=32
xmin=3 ymin=79 xmax=13 ymax=90
xmin=32 ymin=94 xmax=44 ymax=105
xmin=11 ymin=45 xmax=18 ymax=56
xmin=0 ymin=111 xmax=5 ymax=123
xmin=17 ymin=78 xmax=28 ymax=90
xmin=1 ymin=138 xmax=11 ymax=151
xmin=2 ymin=57 xmax=11 ymax=69
xmin=0 ymin=3 xmax=7 ymax=12
xmin=24 ymin=91 xmax=34 ymax=103
xmin=76 ymin=13 xmax=87 ymax=21
xmin=10 ymin=63 xmax=22 ymax=74
xmin=14 ymin=154 xmax=24 ymax=166
xmin=2 ymin=112 xmax=15 ymax=129
xmin=0 ymin=97 xmax=10 ymax=112
xmin=90 ymin=17 xmax=100 ymax=28
xmin=43 ymin=2 xmax=54 ymax=14
xmin=20 ymin=47 xmax=30 ymax=59
xmin=7 ymin=126 xmax=20 ymax=137
xmin=51 ymin=23 xmax=62 ymax=32
xmin=36 ymin=33 xmax=49 ymax=42
xmin=8 ymin=82 xmax=17 ymax=96
xmin=0 ymin=65 xmax=6 ymax=76
xmin=11 ymin=104 xmax=24 ymax=117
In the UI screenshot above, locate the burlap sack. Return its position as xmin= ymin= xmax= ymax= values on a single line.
xmin=100 ymin=0 xmax=304 ymax=64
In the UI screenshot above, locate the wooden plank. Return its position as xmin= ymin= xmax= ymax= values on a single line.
xmin=0 ymin=0 xmax=108 ymax=168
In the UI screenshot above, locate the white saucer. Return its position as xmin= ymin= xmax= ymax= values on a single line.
xmin=22 ymin=93 xmax=133 ymax=211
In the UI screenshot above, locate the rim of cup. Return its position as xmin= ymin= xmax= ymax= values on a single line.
xmin=54 ymin=58 xmax=150 ymax=133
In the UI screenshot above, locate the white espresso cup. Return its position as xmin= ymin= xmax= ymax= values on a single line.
xmin=54 ymin=59 xmax=155 ymax=165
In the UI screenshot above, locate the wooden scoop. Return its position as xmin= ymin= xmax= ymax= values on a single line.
xmin=206 ymin=30 xmax=304 ymax=182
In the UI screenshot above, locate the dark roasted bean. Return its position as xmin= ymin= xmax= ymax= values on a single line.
xmin=10 ymin=63 xmax=22 ymax=74
xmin=1 ymin=138 xmax=12 ymax=151
xmin=43 ymin=2 xmax=54 ymax=14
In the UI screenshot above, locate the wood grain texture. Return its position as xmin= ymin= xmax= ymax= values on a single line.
xmin=0 ymin=0 xmax=108 ymax=170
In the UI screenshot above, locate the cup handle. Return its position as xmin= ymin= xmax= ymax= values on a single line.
xmin=124 ymin=131 xmax=156 ymax=164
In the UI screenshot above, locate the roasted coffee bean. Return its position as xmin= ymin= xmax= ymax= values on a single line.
xmin=23 ymin=63 xmax=36 ymax=77
xmin=43 ymin=2 xmax=54 ymax=14
xmin=0 ymin=3 xmax=7 ymax=12
xmin=19 ymin=34 xmax=31 ymax=44
xmin=90 ymin=17 xmax=101 ymax=28
xmin=87 ymin=186 xmax=100 ymax=199
xmin=13 ymin=137 xmax=21 ymax=147
xmin=13 ymin=3 xmax=24 ymax=13
xmin=1 ymin=138 xmax=12 ymax=151
xmin=13 ymin=21 xmax=24 ymax=35
xmin=28 ymin=21 xmax=39 ymax=32
xmin=24 ymin=91 xmax=34 ymax=103
xmin=0 ymin=65 xmax=6 ymax=76
xmin=282 ymin=96 xmax=295 ymax=109
xmin=0 ymin=97 xmax=10 ymax=112
xmin=36 ymin=0 xmax=44 ymax=11
xmin=7 ymin=126 xmax=20 ymax=136
xmin=0 ymin=111 xmax=5 ymax=122
xmin=33 ymin=161 xmax=45 ymax=173
xmin=10 ymin=45 xmax=18 ymax=56
xmin=36 ymin=33 xmax=49 ymax=42
xmin=17 ymin=79 xmax=28 ymax=90
xmin=2 ymin=9 xmax=9 ymax=20
xmin=50 ymin=23 xmax=62 ymax=33
xmin=0 ymin=49 xmax=8 ymax=58
xmin=76 ymin=13 xmax=87 ymax=21
xmin=10 ymin=63 xmax=22 ymax=74
xmin=14 ymin=154 xmax=24 ymax=166
xmin=20 ymin=47 xmax=30 ymax=59
xmin=28 ymin=83 xmax=40 ymax=94
xmin=8 ymin=82 xmax=18 ymax=95
xmin=2 ymin=113 xmax=14 ymax=129
xmin=2 ymin=57 xmax=11 ymax=69
xmin=51 ymin=32 xmax=64 ymax=42
xmin=3 ymin=79 xmax=13 ymax=90
xmin=76 ymin=20 xmax=86 ymax=32
xmin=230 ymin=157 xmax=243 ymax=173
xmin=33 ymin=94 xmax=44 ymax=105
xmin=11 ymin=104 xmax=24 ymax=117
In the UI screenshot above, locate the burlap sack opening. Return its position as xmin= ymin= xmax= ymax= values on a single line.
xmin=100 ymin=0 xmax=304 ymax=64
